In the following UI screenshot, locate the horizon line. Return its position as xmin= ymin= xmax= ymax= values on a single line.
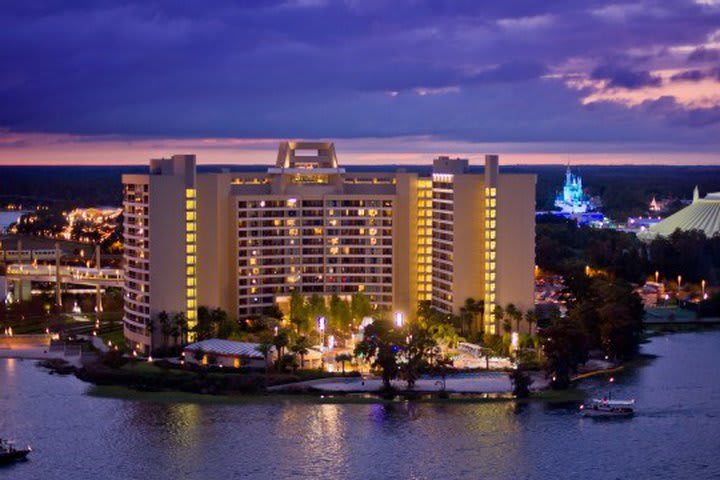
xmin=2 ymin=162 xmax=720 ymax=168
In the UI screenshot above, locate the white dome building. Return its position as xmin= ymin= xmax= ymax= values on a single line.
xmin=639 ymin=187 xmax=720 ymax=240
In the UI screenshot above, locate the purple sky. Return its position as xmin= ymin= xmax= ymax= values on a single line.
xmin=1 ymin=0 xmax=720 ymax=165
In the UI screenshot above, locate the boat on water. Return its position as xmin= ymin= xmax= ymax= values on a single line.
xmin=580 ymin=397 xmax=635 ymax=418
xmin=0 ymin=438 xmax=32 ymax=464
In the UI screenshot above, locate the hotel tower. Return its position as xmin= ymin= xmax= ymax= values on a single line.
xmin=122 ymin=142 xmax=535 ymax=353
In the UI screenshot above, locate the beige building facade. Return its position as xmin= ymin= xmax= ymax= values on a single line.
xmin=122 ymin=155 xmax=197 ymax=352
xmin=122 ymin=142 xmax=535 ymax=352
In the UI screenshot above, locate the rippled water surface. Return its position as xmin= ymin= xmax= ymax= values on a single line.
xmin=2 ymin=331 xmax=720 ymax=480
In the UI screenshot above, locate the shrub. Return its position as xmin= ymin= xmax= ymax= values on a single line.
xmin=509 ymin=368 xmax=533 ymax=398
xmin=102 ymin=350 xmax=128 ymax=369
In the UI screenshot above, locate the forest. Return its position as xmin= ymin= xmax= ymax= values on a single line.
xmin=4 ymin=164 xmax=720 ymax=222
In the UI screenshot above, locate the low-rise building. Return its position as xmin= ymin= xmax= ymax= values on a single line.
xmin=183 ymin=339 xmax=273 ymax=369
xmin=640 ymin=188 xmax=720 ymax=240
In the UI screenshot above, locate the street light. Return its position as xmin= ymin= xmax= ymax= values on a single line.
xmin=394 ymin=311 xmax=405 ymax=328
xmin=702 ymin=279 xmax=707 ymax=300
xmin=317 ymin=316 xmax=326 ymax=350
xmin=511 ymin=332 xmax=519 ymax=352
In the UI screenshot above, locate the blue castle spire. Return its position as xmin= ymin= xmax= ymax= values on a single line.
xmin=556 ymin=166 xmax=590 ymax=213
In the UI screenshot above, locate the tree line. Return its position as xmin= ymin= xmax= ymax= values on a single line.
xmin=538 ymin=215 xmax=720 ymax=286
xmin=541 ymin=274 xmax=644 ymax=389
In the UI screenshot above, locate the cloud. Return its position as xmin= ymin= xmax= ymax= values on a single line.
xmin=467 ymin=61 xmax=547 ymax=83
xmin=1 ymin=0 xmax=720 ymax=156
xmin=688 ymin=46 xmax=720 ymax=62
xmin=590 ymin=65 xmax=662 ymax=89
xmin=413 ymin=86 xmax=460 ymax=96
xmin=641 ymin=96 xmax=720 ymax=127
xmin=670 ymin=69 xmax=708 ymax=81
xmin=496 ymin=14 xmax=554 ymax=30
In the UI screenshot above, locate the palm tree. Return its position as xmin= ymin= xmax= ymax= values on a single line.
xmin=273 ymin=329 xmax=290 ymax=359
xmin=173 ymin=312 xmax=187 ymax=345
xmin=506 ymin=304 xmax=522 ymax=333
xmin=334 ymin=353 xmax=353 ymax=375
xmin=429 ymin=323 xmax=462 ymax=349
xmin=289 ymin=291 xmax=307 ymax=332
xmin=524 ymin=309 xmax=538 ymax=335
xmin=472 ymin=299 xmax=485 ymax=333
xmin=459 ymin=298 xmax=477 ymax=335
xmin=494 ymin=305 xmax=508 ymax=334
xmin=290 ymin=335 xmax=311 ymax=369
xmin=145 ymin=317 xmax=155 ymax=338
xmin=158 ymin=311 xmax=172 ymax=347
xmin=211 ymin=308 xmax=232 ymax=338
xmin=256 ymin=342 xmax=274 ymax=386
xmin=493 ymin=305 xmax=505 ymax=332
xmin=195 ymin=306 xmax=213 ymax=340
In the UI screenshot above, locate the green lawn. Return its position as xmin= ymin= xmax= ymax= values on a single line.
xmin=120 ymin=362 xmax=181 ymax=375
xmin=99 ymin=328 xmax=125 ymax=347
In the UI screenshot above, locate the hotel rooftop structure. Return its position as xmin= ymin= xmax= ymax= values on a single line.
xmin=122 ymin=142 xmax=536 ymax=353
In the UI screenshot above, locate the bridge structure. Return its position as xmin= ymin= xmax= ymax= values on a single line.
xmin=3 ymin=243 xmax=123 ymax=310
xmin=6 ymin=264 xmax=123 ymax=287
xmin=0 ymin=249 xmax=57 ymax=263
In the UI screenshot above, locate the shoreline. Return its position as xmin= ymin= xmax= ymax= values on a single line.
xmin=87 ymin=383 xmax=588 ymax=405
xmin=0 ymin=343 xmax=663 ymax=404
xmin=45 ymin=359 xmax=587 ymax=404
xmin=0 ymin=347 xmax=85 ymax=368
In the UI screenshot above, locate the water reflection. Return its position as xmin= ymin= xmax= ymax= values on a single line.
xmin=2 ymin=331 xmax=720 ymax=480
xmin=5 ymin=356 xmax=16 ymax=376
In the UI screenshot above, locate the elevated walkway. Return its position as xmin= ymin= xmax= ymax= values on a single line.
xmin=5 ymin=264 xmax=123 ymax=287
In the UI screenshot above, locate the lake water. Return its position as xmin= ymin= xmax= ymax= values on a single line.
xmin=2 ymin=331 xmax=720 ymax=480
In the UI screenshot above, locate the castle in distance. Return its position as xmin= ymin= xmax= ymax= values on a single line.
xmin=554 ymin=166 xmax=593 ymax=214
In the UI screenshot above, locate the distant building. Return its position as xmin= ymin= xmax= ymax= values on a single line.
xmin=639 ymin=187 xmax=720 ymax=240
xmin=122 ymin=142 xmax=536 ymax=353
xmin=554 ymin=166 xmax=595 ymax=214
xmin=61 ymin=206 xmax=122 ymax=243
xmin=623 ymin=216 xmax=663 ymax=234
xmin=542 ymin=211 xmax=607 ymax=228
xmin=637 ymin=282 xmax=666 ymax=308
xmin=649 ymin=196 xmax=661 ymax=213
xmin=542 ymin=166 xmax=608 ymax=227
